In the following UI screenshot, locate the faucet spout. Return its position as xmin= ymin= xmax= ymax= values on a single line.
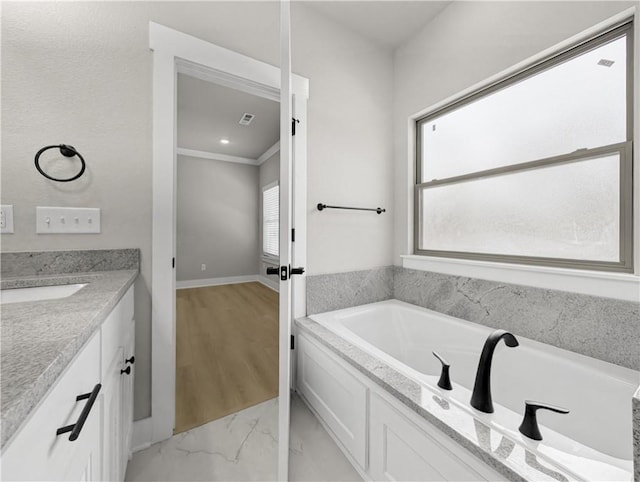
xmin=470 ymin=329 xmax=519 ymax=413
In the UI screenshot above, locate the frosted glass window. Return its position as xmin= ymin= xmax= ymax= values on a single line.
xmin=420 ymin=36 xmax=627 ymax=181
xmin=418 ymin=154 xmax=620 ymax=261
xmin=414 ymin=23 xmax=633 ymax=272
xmin=263 ymin=184 xmax=279 ymax=257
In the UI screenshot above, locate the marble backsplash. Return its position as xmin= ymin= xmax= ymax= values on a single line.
xmin=1 ymin=249 xmax=140 ymax=278
xmin=634 ymin=387 xmax=640 ymax=482
xmin=394 ymin=267 xmax=640 ymax=371
xmin=306 ymin=265 xmax=640 ymax=371
xmin=306 ymin=266 xmax=393 ymax=315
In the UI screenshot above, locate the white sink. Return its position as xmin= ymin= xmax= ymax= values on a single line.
xmin=0 ymin=284 xmax=87 ymax=304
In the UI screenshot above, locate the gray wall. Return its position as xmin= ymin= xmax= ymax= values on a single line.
xmin=1 ymin=1 xmax=394 ymax=419
xmin=177 ymin=156 xmax=259 ymax=282
xmin=392 ymin=1 xmax=635 ymax=263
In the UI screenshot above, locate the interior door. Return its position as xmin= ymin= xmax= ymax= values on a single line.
xmin=277 ymin=1 xmax=294 ymax=480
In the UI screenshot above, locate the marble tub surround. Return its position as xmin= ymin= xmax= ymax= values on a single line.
xmin=634 ymin=387 xmax=640 ymax=482
xmin=393 ymin=267 xmax=640 ymax=371
xmin=0 ymin=268 xmax=138 ymax=447
xmin=306 ymin=266 xmax=393 ymax=315
xmin=1 ymin=248 xmax=140 ymax=278
xmin=297 ymin=316 xmax=607 ymax=482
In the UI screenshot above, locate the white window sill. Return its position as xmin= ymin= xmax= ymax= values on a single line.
xmin=401 ymin=255 xmax=640 ymax=302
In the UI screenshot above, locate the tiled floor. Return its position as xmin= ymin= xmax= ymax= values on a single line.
xmin=125 ymin=394 xmax=362 ymax=481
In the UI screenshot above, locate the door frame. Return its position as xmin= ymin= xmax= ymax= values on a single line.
xmin=148 ymin=20 xmax=308 ymax=451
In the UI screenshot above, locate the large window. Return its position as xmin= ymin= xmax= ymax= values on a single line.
xmin=262 ymin=182 xmax=279 ymax=258
xmin=415 ymin=22 xmax=633 ymax=272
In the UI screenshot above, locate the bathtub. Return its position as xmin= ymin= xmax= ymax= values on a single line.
xmin=308 ymin=300 xmax=639 ymax=481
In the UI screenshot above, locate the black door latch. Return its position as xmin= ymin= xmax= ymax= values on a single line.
xmin=266 ymin=265 xmax=305 ymax=281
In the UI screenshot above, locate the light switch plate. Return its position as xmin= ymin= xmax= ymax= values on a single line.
xmin=36 ymin=207 xmax=101 ymax=234
xmin=1 ymin=205 xmax=14 ymax=234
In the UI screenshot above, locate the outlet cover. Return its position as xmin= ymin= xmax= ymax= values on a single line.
xmin=1 ymin=205 xmax=14 ymax=234
xmin=36 ymin=207 xmax=101 ymax=234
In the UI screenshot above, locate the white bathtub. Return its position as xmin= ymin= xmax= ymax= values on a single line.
xmin=309 ymin=300 xmax=639 ymax=481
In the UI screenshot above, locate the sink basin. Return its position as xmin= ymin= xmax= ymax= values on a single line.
xmin=0 ymin=284 xmax=87 ymax=304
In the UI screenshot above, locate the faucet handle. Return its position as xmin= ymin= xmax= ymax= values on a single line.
xmin=432 ymin=351 xmax=452 ymax=390
xmin=519 ymin=400 xmax=569 ymax=441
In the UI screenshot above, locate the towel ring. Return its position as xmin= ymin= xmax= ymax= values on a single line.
xmin=34 ymin=144 xmax=86 ymax=182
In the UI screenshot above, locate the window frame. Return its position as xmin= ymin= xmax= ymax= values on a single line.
xmin=262 ymin=181 xmax=280 ymax=260
xmin=414 ymin=21 xmax=634 ymax=273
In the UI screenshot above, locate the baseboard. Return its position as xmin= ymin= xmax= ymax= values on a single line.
xmin=257 ymin=275 xmax=279 ymax=292
xmin=132 ymin=417 xmax=153 ymax=453
xmin=176 ymin=274 xmax=259 ymax=289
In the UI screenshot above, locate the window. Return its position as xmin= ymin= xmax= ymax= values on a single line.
xmin=262 ymin=183 xmax=279 ymax=258
xmin=415 ymin=22 xmax=633 ymax=272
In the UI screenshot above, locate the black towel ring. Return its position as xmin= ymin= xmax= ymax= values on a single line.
xmin=34 ymin=144 xmax=86 ymax=182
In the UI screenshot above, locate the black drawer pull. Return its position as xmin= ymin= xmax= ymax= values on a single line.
xmin=56 ymin=383 xmax=101 ymax=441
xmin=121 ymin=366 xmax=131 ymax=375
xmin=125 ymin=356 xmax=135 ymax=365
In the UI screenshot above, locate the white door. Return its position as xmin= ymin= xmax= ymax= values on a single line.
xmin=277 ymin=2 xmax=295 ymax=479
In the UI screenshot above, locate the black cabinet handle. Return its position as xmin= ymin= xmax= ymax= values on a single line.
xmin=432 ymin=351 xmax=452 ymax=390
xmin=56 ymin=383 xmax=101 ymax=441
xmin=121 ymin=366 xmax=131 ymax=375
xmin=518 ymin=400 xmax=569 ymax=440
xmin=125 ymin=356 xmax=135 ymax=365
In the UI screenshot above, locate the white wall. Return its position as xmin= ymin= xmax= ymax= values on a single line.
xmin=292 ymin=3 xmax=395 ymax=275
xmin=177 ymin=156 xmax=259 ymax=282
xmin=1 ymin=1 xmax=394 ymax=419
xmin=393 ymin=1 xmax=636 ymax=265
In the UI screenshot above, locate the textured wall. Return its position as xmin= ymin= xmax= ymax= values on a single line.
xmin=392 ymin=1 xmax=636 ymax=263
xmin=292 ymin=3 xmax=394 ymax=274
xmin=176 ymin=156 xmax=259 ymax=281
xmin=1 ymin=1 xmax=394 ymax=419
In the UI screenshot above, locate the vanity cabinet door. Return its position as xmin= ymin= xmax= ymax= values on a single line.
xmin=121 ymin=319 xmax=135 ymax=473
xmin=103 ymin=347 xmax=124 ymax=482
xmin=1 ymin=334 xmax=102 ymax=481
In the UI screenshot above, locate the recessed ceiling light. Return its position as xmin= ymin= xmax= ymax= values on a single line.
xmin=220 ymin=139 xmax=230 ymax=144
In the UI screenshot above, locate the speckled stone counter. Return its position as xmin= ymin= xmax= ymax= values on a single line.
xmin=296 ymin=316 xmax=635 ymax=482
xmin=634 ymin=386 xmax=640 ymax=481
xmin=0 ymin=249 xmax=139 ymax=448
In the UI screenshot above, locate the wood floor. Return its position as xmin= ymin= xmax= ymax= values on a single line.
xmin=175 ymin=282 xmax=279 ymax=434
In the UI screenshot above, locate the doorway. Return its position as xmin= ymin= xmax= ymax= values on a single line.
xmin=174 ymin=73 xmax=281 ymax=433
xmin=149 ymin=21 xmax=309 ymax=480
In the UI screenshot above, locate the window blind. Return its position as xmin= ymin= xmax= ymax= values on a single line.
xmin=263 ymin=184 xmax=279 ymax=258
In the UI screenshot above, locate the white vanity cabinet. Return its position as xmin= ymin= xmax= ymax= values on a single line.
xmin=1 ymin=285 xmax=135 ymax=482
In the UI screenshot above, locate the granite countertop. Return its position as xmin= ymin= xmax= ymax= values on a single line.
xmin=0 ymin=269 xmax=138 ymax=448
xmin=296 ymin=316 xmax=629 ymax=482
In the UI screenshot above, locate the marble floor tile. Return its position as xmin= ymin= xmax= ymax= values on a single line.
xmin=126 ymin=394 xmax=362 ymax=482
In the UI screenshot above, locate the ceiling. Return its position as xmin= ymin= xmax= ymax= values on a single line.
xmin=177 ymin=73 xmax=279 ymax=160
xmin=306 ymin=1 xmax=451 ymax=50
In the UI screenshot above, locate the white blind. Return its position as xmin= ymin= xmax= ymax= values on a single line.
xmin=263 ymin=184 xmax=279 ymax=257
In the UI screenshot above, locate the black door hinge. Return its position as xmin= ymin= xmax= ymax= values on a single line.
xmin=291 ymin=228 xmax=295 ymax=242
xmin=292 ymin=118 xmax=300 ymax=136
xmin=290 ymin=335 xmax=295 ymax=350
xmin=172 ymin=257 xmax=175 ymax=269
